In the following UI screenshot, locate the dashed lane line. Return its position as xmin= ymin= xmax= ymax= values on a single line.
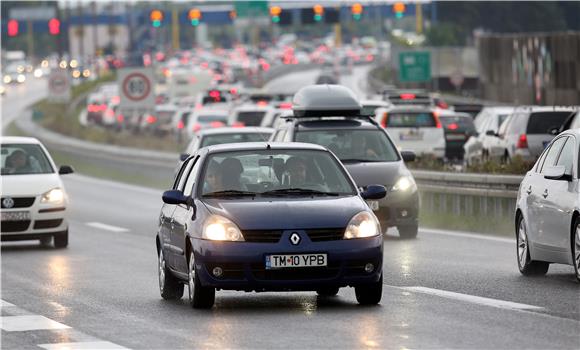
xmin=38 ymin=341 xmax=129 ymax=350
xmin=86 ymin=222 xmax=130 ymax=233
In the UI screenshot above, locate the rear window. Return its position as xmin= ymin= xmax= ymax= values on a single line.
xmin=198 ymin=115 xmax=228 ymax=123
xmin=387 ymin=112 xmax=436 ymax=128
xmin=237 ymin=111 xmax=267 ymax=126
xmin=526 ymin=112 xmax=572 ymax=134
xmin=439 ymin=116 xmax=475 ymax=133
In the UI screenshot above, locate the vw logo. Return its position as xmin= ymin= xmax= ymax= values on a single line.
xmin=2 ymin=197 xmax=14 ymax=209
xmin=289 ymin=232 xmax=301 ymax=245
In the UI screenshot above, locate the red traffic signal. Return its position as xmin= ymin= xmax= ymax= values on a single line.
xmin=48 ymin=18 xmax=61 ymax=35
xmin=8 ymin=19 xmax=19 ymax=37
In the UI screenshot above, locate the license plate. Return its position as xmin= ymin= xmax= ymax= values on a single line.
xmin=366 ymin=200 xmax=379 ymax=211
xmin=1 ymin=211 xmax=30 ymax=221
xmin=446 ymin=134 xmax=466 ymax=141
xmin=265 ymin=253 xmax=327 ymax=269
xmin=400 ymin=131 xmax=423 ymax=141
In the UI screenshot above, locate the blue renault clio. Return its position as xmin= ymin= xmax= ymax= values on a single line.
xmin=156 ymin=141 xmax=387 ymax=308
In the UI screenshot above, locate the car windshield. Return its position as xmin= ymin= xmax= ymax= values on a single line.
xmin=198 ymin=115 xmax=228 ymax=124
xmin=1 ymin=143 xmax=54 ymax=175
xmin=295 ymin=129 xmax=400 ymax=162
xmin=439 ymin=116 xmax=476 ymax=132
xmin=200 ymin=149 xmax=355 ymax=197
xmin=237 ymin=111 xmax=267 ymax=126
xmin=200 ymin=133 xmax=271 ymax=148
xmin=387 ymin=112 xmax=436 ymax=127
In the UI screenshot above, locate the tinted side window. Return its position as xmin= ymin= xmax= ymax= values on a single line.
xmin=183 ymin=156 xmax=201 ymax=196
xmin=556 ymin=137 xmax=574 ymax=176
xmin=526 ymin=112 xmax=571 ymax=134
xmin=540 ymin=137 xmax=567 ymax=173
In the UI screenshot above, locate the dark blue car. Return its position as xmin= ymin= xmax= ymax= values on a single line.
xmin=156 ymin=142 xmax=386 ymax=308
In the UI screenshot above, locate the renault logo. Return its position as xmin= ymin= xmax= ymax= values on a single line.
xmin=289 ymin=232 xmax=301 ymax=245
xmin=2 ymin=197 xmax=14 ymax=209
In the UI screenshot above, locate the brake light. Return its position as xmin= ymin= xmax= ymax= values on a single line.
xmin=192 ymin=123 xmax=201 ymax=132
xmin=366 ymin=54 xmax=374 ymax=62
xmin=517 ymin=134 xmax=528 ymax=149
xmin=400 ymin=93 xmax=416 ymax=100
xmin=437 ymin=100 xmax=449 ymax=109
xmin=233 ymin=121 xmax=245 ymax=128
xmin=230 ymin=88 xmax=238 ymax=95
xmin=117 ymin=114 xmax=124 ymax=123
xmin=381 ymin=112 xmax=388 ymax=128
xmin=279 ymin=102 xmax=292 ymax=109
xmin=177 ymin=120 xmax=184 ymax=129
xmin=146 ymin=115 xmax=157 ymax=124
xmin=447 ymin=123 xmax=459 ymax=130
xmin=210 ymin=121 xmax=225 ymax=128
xmin=433 ymin=111 xmax=442 ymax=128
xmin=87 ymin=104 xmax=97 ymax=112
xmin=257 ymin=100 xmax=268 ymax=106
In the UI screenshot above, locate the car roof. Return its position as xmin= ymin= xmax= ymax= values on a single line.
xmin=292 ymin=85 xmax=361 ymax=117
xmin=294 ymin=118 xmax=378 ymax=130
xmin=234 ymin=104 xmax=275 ymax=112
xmin=1 ymin=136 xmax=42 ymax=145
xmin=205 ymin=141 xmax=327 ymax=154
xmin=560 ymin=129 xmax=580 ymax=139
xmin=515 ymin=106 xmax=577 ymax=113
xmin=198 ymin=127 xmax=273 ymax=136
xmin=196 ymin=108 xmax=229 ymax=115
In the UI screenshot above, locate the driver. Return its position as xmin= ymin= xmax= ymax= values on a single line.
xmin=285 ymin=157 xmax=308 ymax=186
xmin=5 ymin=150 xmax=33 ymax=174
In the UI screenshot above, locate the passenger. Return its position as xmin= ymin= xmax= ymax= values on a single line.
xmin=353 ymin=136 xmax=379 ymax=159
xmin=220 ymin=158 xmax=245 ymax=190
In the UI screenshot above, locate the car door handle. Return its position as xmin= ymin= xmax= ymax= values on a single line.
xmin=542 ymin=189 xmax=548 ymax=198
xmin=526 ymin=186 xmax=532 ymax=195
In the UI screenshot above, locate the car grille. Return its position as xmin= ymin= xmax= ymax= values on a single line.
xmin=242 ymin=229 xmax=345 ymax=243
xmin=251 ymin=262 xmax=341 ymax=280
xmin=33 ymin=219 xmax=63 ymax=230
xmin=1 ymin=197 xmax=35 ymax=209
xmin=1 ymin=220 xmax=31 ymax=233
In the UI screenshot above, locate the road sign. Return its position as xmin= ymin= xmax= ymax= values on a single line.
xmin=234 ymin=1 xmax=269 ymax=18
xmin=399 ymin=51 xmax=431 ymax=82
xmin=118 ymin=68 xmax=155 ymax=110
xmin=48 ymin=69 xmax=71 ymax=102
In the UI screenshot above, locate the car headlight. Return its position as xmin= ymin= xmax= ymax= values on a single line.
xmin=41 ymin=188 xmax=64 ymax=203
xmin=34 ymin=68 xmax=43 ymax=78
xmin=17 ymin=74 xmax=26 ymax=83
xmin=4 ymin=75 xmax=12 ymax=84
xmin=202 ymin=215 xmax=244 ymax=241
xmin=392 ymin=176 xmax=416 ymax=192
xmin=344 ymin=211 xmax=379 ymax=239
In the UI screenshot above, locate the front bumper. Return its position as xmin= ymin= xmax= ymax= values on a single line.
xmin=1 ymin=198 xmax=68 ymax=240
xmin=191 ymin=233 xmax=382 ymax=291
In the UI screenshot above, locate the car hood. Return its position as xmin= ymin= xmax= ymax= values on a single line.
xmin=1 ymin=173 xmax=63 ymax=197
xmin=202 ymin=196 xmax=366 ymax=230
xmin=344 ymin=161 xmax=409 ymax=187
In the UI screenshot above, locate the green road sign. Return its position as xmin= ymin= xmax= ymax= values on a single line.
xmin=234 ymin=1 xmax=269 ymax=18
xmin=399 ymin=51 xmax=431 ymax=82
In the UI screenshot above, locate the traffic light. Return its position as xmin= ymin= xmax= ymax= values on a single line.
xmin=7 ymin=19 xmax=19 ymax=37
xmin=393 ymin=2 xmax=406 ymax=19
xmin=48 ymin=18 xmax=60 ymax=35
xmin=188 ymin=8 xmax=201 ymax=26
xmin=313 ymin=4 xmax=324 ymax=22
xmin=150 ymin=9 xmax=163 ymax=27
xmin=270 ymin=6 xmax=282 ymax=23
xmin=352 ymin=3 xmax=363 ymax=21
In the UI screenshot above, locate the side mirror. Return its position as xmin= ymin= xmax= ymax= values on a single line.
xmin=485 ymin=130 xmax=496 ymax=136
xmin=543 ymin=165 xmax=571 ymax=181
xmin=361 ymin=185 xmax=387 ymax=200
xmin=58 ymin=165 xmax=74 ymax=175
xmin=401 ymin=151 xmax=416 ymax=162
xmin=179 ymin=153 xmax=189 ymax=161
xmin=162 ymin=190 xmax=191 ymax=205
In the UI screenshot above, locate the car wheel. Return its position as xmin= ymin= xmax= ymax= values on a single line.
xmin=188 ymin=252 xmax=215 ymax=309
xmin=316 ymin=287 xmax=339 ymax=297
xmin=573 ymin=218 xmax=580 ymax=282
xmin=158 ymin=249 xmax=183 ymax=300
xmin=398 ymin=225 xmax=418 ymax=239
xmin=517 ymin=216 xmax=549 ymax=276
xmin=53 ymin=230 xmax=68 ymax=248
xmin=355 ymin=274 xmax=382 ymax=305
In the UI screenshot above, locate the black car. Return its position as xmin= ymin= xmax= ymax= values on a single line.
xmin=438 ymin=110 xmax=477 ymax=161
xmin=157 ymin=142 xmax=387 ymax=308
xmin=271 ymin=85 xmax=419 ymax=239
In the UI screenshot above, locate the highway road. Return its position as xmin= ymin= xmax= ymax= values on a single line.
xmin=2 ymin=68 xmax=579 ymax=350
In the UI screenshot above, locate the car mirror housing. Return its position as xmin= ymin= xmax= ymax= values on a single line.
xmin=361 ymin=185 xmax=387 ymax=200
xmin=543 ymin=165 xmax=571 ymax=181
xmin=162 ymin=190 xmax=190 ymax=205
xmin=58 ymin=165 xmax=74 ymax=175
xmin=401 ymin=151 xmax=416 ymax=162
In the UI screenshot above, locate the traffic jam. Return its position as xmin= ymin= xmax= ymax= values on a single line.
xmin=1 ymin=1 xmax=579 ymax=349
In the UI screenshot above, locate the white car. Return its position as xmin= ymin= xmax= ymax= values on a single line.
xmin=515 ymin=130 xmax=579 ymax=281
xmin=1 ymin=137 xmax=73 ymax=248
xmin=464 ymin=106 xmax=514 ymax=164
xmin=229 ymin=104 xmax=276 ymax=127
xmin=378 ymin=106 xmax=446 ymax=159
xmin=187 ymin=107 xmax=229 ymax=136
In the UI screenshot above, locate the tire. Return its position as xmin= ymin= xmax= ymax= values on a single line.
xmin=398 ymin=225 xmax=418 ymax=239
xmin=355 ymin=274 xmax=382 ymax=305
xmin=158 ymin=249 xmax=184 ymax=300
xmin=572 ymin=218 xmax=580 ymax=282
xmin=188 ymin=252 xmax=215 ymax=309
xmin=516 ymin=216 xmax=549 ymax=276
xmin=54 ymin=230 xmax=68 ymax=248
xmin=316 ymin=287 xmax=339 ymax=297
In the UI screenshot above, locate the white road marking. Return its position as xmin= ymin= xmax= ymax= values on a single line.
xmin=0 ymin=315 xmax=71 ymax=332
xmin=403 ymin=286 xmax=543 ymax=311
xmin=38 ymin=341 xmax=129 ymax=350
xmin=1 ymin=299 xmax=15 ymax=307
xmin=420 ymin=227 xmax=514 ymax=243
xmin=86 ymin=222 xmax=129 ymax=233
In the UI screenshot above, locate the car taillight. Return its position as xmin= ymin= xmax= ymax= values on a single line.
xmin=257 ymin=100 xmax=268 ymax=106
xmin=146 ymin=115 xmax=157 ymax=124
xmin=117 ymin=114 xmax=124 ymax=123
xmin=517 ymin=134 xmax=528 ymax=149
xmin=210 ymin=121 xmax=225 ymax=128
xmin=192 ymin=123 xmax=201 ymax=132
xmin=437 ymin=100 xmax=449 ymax=109
xmin=177 ymin=120 xmax=184 ymax=129
xmin=447 ymin=123 xmax=458 ymax=130
xmin=233 ymin=121 xmax=245 ymax=128
xmin=279 ymin=102 xmax=292 ymax=109
xmin=381 ymin=112 xmax=388 ymax=128
xmin=87 ymin=104 xmax=97 ymax=112
xmin=400 ymin=93 xmax=416 ymax=100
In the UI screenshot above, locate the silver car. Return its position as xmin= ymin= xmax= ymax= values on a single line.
xmin=515 ymin=129 xmax=579 ymax=281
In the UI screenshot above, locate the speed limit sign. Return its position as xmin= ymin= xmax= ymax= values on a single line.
xmin=118 ymin=68 xmax=155 ymax=109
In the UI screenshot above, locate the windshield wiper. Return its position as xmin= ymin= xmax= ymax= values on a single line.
xmin=340 ymin=158 xmax=383 ymax=163
xmin=261 ymin=188 xmax=340 ymax=197
xmin=203 ymin=190 xmax=258 ymax=198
